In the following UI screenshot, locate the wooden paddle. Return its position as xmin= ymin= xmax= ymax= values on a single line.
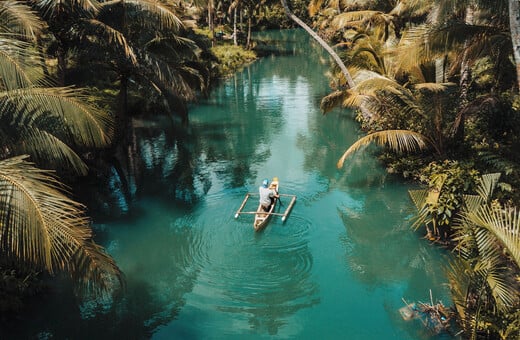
xmin=276 ymin=190 xmax=283 ymax=207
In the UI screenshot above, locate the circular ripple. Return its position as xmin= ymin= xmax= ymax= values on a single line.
xmin=186 ymin=211 xmax=317 ymax=320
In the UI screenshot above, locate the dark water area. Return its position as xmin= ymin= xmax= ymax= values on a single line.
xmin=2 ymin=29 xmax=453 ymax=339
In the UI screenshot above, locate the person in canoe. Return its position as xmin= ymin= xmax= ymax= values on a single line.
xmin=259 ymin=178 xmax=279 ymax=212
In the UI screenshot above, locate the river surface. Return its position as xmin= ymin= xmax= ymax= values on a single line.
xmin=5 ymin=29 xmax=452 ymax=339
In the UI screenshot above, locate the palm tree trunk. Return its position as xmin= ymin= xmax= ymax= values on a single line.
xmin=208 ymin=0 xmax=215 ymax=46
xmin=509 ymin=0 xmax=520 ymax=92
xmin=280 ymin=0 xmax=355 ymax=89
xmin=451 ymin=5 xmax=474 ymax=142
xmin=246 ymin=16 xmax=251 ymax=49
xmin=233 ymin=7 xmax=238 ymax=46
xmin=435 ymin=57 xmax=445 ymax=83
xmin=56 ymin=45 xmax=67 ymax=86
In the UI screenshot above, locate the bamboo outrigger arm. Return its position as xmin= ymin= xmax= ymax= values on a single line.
xmin=234 ymin=193 xmax=250 ymax=218
xmin=237 ymin=211 xmax=286 ymax=216
xmin=281 ymin=195 xmax=296 ymax=222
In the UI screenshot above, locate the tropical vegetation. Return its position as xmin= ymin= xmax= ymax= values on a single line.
xmin=0 ymin=0 xmax=123 ymax=305
xmin=303 ymin=0 xmax=520 ymax=337
xmin=1 ymin=0 xmax=519 ymax=338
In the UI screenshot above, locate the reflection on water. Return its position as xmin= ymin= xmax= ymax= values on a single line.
xmin=1 ymin=29 xmax=453 ymax=340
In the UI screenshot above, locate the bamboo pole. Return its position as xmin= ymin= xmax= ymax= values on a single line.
xmin=237 ymin=211 xmax=286 ymax=217
xmin=234 ymin=193 xmax=250 ymax=218
xmin=282 ymin=196 xmax=296 ymax=222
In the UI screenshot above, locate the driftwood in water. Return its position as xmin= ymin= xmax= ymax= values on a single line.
xmin=400 ymin=290 xmax=453 ymax=335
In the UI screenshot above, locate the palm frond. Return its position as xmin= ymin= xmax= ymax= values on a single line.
xmin=468 ymin=205 xmax=520 ymax=269
xmin=341 ymin=91 xmax=368 ymax=109
xmin=0 ymin=155 xmax=123 ymax=296
xmin=0 ymin=37 xmax=41 ymax=90
xmin=109 ymin=0 xmax=183 ymax=31
xmin=337 ymin=130 xmax=430 ymax=168
xmin=351 ymin=72 xmax=402 ymax=95
xmin=320 ymin=90 xmax=347 ymax=113
xmin=0 ymin=0 xmax=43 ymax=39
xmin=331 ymin=11 xmax=383 ymax=30
xmin=5 ymin=87 xmax=113 ymax=147
xmin=69 ymin=240 xmax=125 ymax=297
xmin=476 ymin=173 xmax=501 ymax=202
xmin=474 ymin=255 xmax=518 ymax=311
xmin=140 ymin=52 xmax=203 ymax=101
xmin=392 ymin=24 xmax=459 ymax=75
xmin=14 ymin=130 xmax=89 ymax=175
xmin=409 ymin=189 xmax=428 ymax=210
xmin=414 ymin=82 xmax=456 ymax=93
xmin=36 ymin=0 xmax=99 ymax=18
xmin=144 ymin=36 xmax=199 ymax=60
xmin=408 ymin=188 xmax=437 ymax=232
xmin=462 ymin=194 xmax=484 ymax=214
xmin=390 ymin=0 xmax=433 ymax=18
xmin=446 ymin=259 xmax=472 ymax=322
xmin=351 ymin=47 xmax=385 ymax=74
xmin=83 ymin=18 xmax=138 ymax=65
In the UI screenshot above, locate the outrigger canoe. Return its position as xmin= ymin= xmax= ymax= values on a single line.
xmin=234 ymin=177 xmax=297 ymax=232
xmin=253 ymin=177 xmax=279 ymax=231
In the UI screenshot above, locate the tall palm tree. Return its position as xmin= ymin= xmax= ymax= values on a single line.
xmin=31 ymin=0 xmax=101 ymax=86
xmin=87 ymin=0 xmax=207 ymax=125
xmin=393 ymin=0 xmax=514 ymax=143
xmin=0 ymin=1 xmax=122 ymax=298
xmin=1 ymin=0 xmax=113 ymax=174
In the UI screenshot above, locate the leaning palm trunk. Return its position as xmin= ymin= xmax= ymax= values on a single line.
xmin=280 ymin=0 xmax=355 ymax=88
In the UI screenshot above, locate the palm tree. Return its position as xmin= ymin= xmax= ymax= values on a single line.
xmin=1 ymin=1 xmax=113 ymax=174
xmin=87 ymin=0 xmax=207 ymax=125
xmin=326 ymin=69 xmax=454 ymax=165
xmin=400 ymin=0 xmax=514 ymax=141
xmin=0 ymin=1 xmax=122 ymax=298
xmin=31 ymin=0 xmax=101 ymax=86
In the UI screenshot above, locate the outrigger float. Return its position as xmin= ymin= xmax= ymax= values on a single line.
xmin=234 ymin=177 xmax=297 ymax=231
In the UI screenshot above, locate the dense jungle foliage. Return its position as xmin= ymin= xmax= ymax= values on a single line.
xmin=0 ymin=1 xmax=519 ymax=338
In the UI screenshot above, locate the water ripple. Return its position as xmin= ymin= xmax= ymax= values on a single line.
xmin=183 ymin=201 xmax=318 ymax=330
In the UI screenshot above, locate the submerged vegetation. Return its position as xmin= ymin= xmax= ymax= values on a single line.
xmin=0 ymin=0 xmax=519 ymax=338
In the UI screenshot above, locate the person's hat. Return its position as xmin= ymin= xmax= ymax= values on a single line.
xmin=262 ymin=179 xmax=269 ymax=188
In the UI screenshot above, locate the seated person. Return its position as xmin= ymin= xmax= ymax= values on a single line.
xmin=259 ymin=178 xmax=279 ymax=212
